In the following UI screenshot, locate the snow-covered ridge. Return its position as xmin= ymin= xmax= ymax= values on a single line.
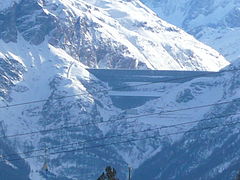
xmin=0 ymin=0 xmax=229 ymax=70
xmin=141 ymin=0 xmax=240 ymax=62
xmin=0 ymin=36 xmax=120 ymax=179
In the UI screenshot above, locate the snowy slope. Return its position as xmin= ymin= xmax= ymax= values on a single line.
xmin=0 ymin=36 xmax=125 ymax=179
xmin=85 ymin=59 xmax=240 ymax=179
xmin=0 ymin=0 xmax=229 ymax=70
xmin=0 ymin=36 xmax=233 ymax=179
xmin=141 ymin=0 xmax=240 ymax=62
xmin=133 ymin=61 xmax=240 ymax=180
xmin=0 ymin=0 xmax=237 ymax=180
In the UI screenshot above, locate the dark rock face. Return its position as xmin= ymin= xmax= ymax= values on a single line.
xmin=0 ymin=7 xmax=18 ymax=43
xmin=0 ymin=0 xmax=57 ymax=45
xmin=176 ymin=88 xmax=194 ymax=103
xmin=0 ymin=138 xmax=30 ymax=180
xmin=0 ymin=57 xmax=25 ymax=99
xmin=49 ymin=15 xmax=139 ymax=69
xmin=0 ymin=0 xmax=140 ymax=68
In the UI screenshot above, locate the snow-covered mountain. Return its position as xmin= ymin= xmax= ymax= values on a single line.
xmin=132 ymin=61 xmax=240 ymax=180
xmin=141 ymin=0 xmax=240 ymax=62
xmin=0 ymin=0 xmax=236 ymax=180
xmin=0 ymin=38 xmax=125 ymax=179
xmin=0 ymin=0 xmax=229 ymax=70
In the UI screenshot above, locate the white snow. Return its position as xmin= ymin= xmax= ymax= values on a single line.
xmin=0 ymin=36 xmax=95 ymax=175
xmin=0 ymin=0 xmax=236 ymax=178
xmin=41 ymin=0 xmax=230 ymax=71
xmin=141 ymin=0 xmax=240 ymax=62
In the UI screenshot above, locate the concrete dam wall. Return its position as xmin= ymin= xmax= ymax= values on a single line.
xmin=88 ymin=69 xmax=218 ymax=109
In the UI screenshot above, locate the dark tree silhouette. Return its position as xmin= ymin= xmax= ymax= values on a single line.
xmin=97 ymin=166 xmax=119 ymax=180
xmin=236 ymin=171 xmax=240 ymax=180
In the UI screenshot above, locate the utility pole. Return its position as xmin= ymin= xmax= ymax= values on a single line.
xmin=42 ymin=147 xmax=49 ymax=180
xmin=128 ymin=166 xmax=132 ymax=180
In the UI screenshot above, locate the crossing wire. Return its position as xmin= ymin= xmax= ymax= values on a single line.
xmin=2 ymin=112 xmax=239 ymax=159
xmin=0 ymin=67 xmax=238 ymax=110
xmin=1 ymin=111 xmax=240 ymax=159
xmin=1 ymin=97 xmax=239 ymax=139
xmin=0 ymin=68 xmax=237 ymax=139
xmin=0 ymin=68 xmax=239 ymax=161
xmin=1 ymin=118 xmax=240 ymax=163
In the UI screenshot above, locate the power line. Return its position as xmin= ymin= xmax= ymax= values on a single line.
xmin=0 ymin=116 xmax=184 ymax=158
xmin=0 ymin=68 xmax=239 ymax=161
xmin=1 ymin=112 xmax=240 ymax=160
xmin=0 ymin=67 xmax=237 ymax=110
xmin=1 ymin=118 xmax=240 ymax=163
xmin=0 ymin=116 xmax=183 ymax=139
xmin=1 ymin=97 xmax=239 ymax=139
xmin=47 ymin=120 xmax=240 ymax=156
xmin=3 ymin=112 xmax=238 ymax=158
xmin=0 ymin=68 xmax=237 ymax=139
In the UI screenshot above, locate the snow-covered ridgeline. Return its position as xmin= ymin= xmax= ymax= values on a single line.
xmin=141 ymin=0 xmax=240 ymax=62
xmin=0 ymin=0 xmax=229 ymax=70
